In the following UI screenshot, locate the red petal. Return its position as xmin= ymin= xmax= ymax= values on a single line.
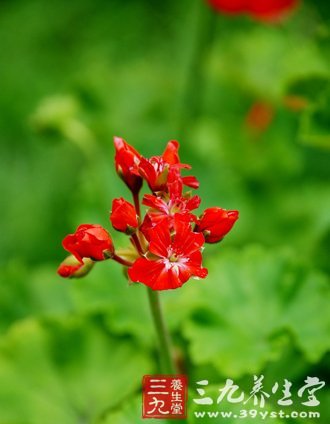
xmin=142 ymin=194 xmax=168 ymax=214
xmin=155 ymin=266 xmax=185 ymax=290
xmin=184 ymin=251 xmax=208 ymax=279
xmin=140 ymin=214 xmax=159 ymax=239
xmin=173 ymin=217 xmax=205 ymax=256
xmin=148 ymin=220 xmax=171 ymax=258
xmin=186 ymin=195 xmax=201 ymax=211
xmin=175 ymin=251 xmax=208 ymax=284
xmin=182 ymin=176 xmax=199 ymax=189
xmin=62 ymin=234 xmax=83 ymax=263
xmin=129 ymin=258 xmax=184 ymax=290
xmin=128 ymin=258 xmax=164 ymax=285
xmin=167 ymin=167 xmax=183 ymax=198
xmin=114 ymin=136 xmax=141 ymax=159
xmin=139 ymin=157 xmax=158 ymax=189
xmin=162 ymin=140 xmax=180 ymax=165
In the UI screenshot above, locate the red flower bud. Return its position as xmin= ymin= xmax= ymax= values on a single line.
xmin=62 ymin=224 xmax=114 ymax=262
xmin=110 ymin=197 xmax=139 ymax=234
xmin=57 ymin=255 xmax=94 ymax=278
xmin=195 ymin=208 xmax=239 ymax=243
xmin=114 ymin=136 xmax=143 ymax=194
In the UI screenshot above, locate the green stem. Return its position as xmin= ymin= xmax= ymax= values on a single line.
xmin=112 ymin=253 xmax=133 ymax=267
xmin=147 ymin=288 xmax=176 ymax=374
xmin=177 ymin=1 xmax=217 ymax=138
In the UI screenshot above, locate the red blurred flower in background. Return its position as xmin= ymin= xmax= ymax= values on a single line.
xmin=245 ymin=101 xmax=275 ymax=134
xmin=207 ymin=0 xmax=299 ymax=22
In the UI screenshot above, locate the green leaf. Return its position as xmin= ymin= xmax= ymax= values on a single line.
xmin=0 ymin=315 xmax=153 ymax=424
xmin=0 ymin=259 xmax=158 ymax=349
xmin=101 ymin=396 xmax=160 ymax=424
xmin=69 ymin=263 xmax=155 ymax=347
xmin=181 ymin=246 xmax=330 ymax=378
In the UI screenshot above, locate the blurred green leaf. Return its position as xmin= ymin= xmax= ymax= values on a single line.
xmin=0 ymin=316 xmax=153 ymax=424
xmin=181 ymin=246 xmax=330 ymax=377
xmin=69 ymin=262 xmax=155 ymax=347
xmin=209 ymin=26 xmax=329 ymax=100
xmin=101 ymin=396 xmax=154 ymax=424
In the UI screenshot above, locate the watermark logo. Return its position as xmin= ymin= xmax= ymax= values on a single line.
xmin=193 ymin=375 xmax=325 ymax=408
xmin=142 ymin=375 xmax=188 ymax=419
xmin=142 ymin=375 xmax=325 ymax=420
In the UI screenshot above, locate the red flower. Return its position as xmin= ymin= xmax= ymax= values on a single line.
xmin=57 ymin=255 xmax=94 ymax=278
xmin=207 ymin=0 xmax=298 ymax=22
xmin=139 ymin=140 xmax=198 ymax=192
xmin=207 ymin=0 xmax=246 ymax=14
xmin=142 ymin=167 xmax=201 ymax=229
xmin=114 ymin=136 xmax=143 ymax=194
xmin=110 ymin=197 xmax=138 ymax=234
xmin=128 ymin=217 xmax=208 ymax=290
xmin=62 ymin=224 xmax=114 ymax=262
xmin=248 ymin=0 xmax=299 ymax=22
xmin=195 ymin=208 xmax=239 ymax=243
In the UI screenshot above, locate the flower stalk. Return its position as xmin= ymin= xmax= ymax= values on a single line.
xmin=131 ymin=233 xmax=145 ymax=256
xmin=147 ymin=288 xmax=176 ymax=374
xmin=112 ymin=254 xmax=133 ymax=267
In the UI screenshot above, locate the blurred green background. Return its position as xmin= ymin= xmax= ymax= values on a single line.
xmin=0 ymin=0 xmax=329 ymax=422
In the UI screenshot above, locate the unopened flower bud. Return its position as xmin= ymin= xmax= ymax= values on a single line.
xmin=110 ymin=198 xmax=139 ymax=234
xmin=62 ymin=224 xmax=114 ymax=262
xmin=57 ymin=255 xmax=94 ymax=278
xmin=195 ymin=208 xmax=239 ymax=243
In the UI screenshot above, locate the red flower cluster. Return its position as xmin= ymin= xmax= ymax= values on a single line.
xmin=207 ymin=0 xmax=299 ymax=22
xmin=58 ymin=138 xmax=239 ymax=290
